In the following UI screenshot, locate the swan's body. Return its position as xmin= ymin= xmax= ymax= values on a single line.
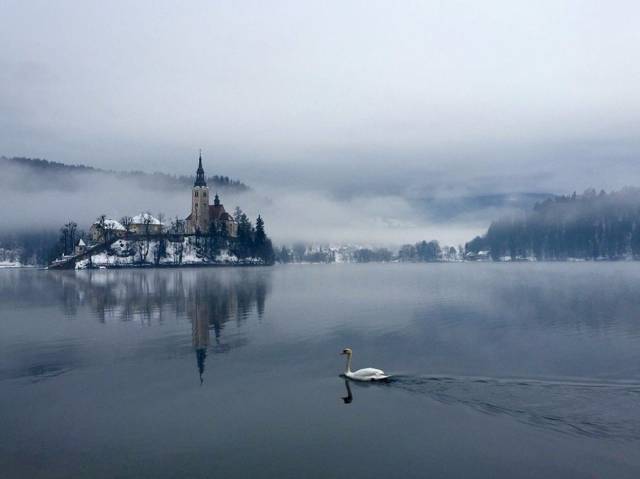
xmin=341 ymin=348 xmax=389 ymax=381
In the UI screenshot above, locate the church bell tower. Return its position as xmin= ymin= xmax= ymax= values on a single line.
xmin=191 ymin=151 xmax=210 ymax=233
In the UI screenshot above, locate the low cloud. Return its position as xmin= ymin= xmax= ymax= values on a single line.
xmin=0 ymin=163 xmax=489 ymax=246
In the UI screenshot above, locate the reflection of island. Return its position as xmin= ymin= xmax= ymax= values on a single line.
xmin=52 ymin=269 xmax=271 ymax=382
xmin=191 ymin=295 xmax=209 ymax=385
xmin=185 ymin=272 xmax=269 ymax=383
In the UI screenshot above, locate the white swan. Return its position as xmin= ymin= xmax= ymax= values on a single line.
xmin=341 ymin=348 xmax=390 ymax=381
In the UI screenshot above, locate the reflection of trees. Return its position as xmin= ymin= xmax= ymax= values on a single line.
xmin=52 ymin=269 xmax=271 ymax=383
xmin=56 ymin=269 xmax=269 ymax=323
xmin=61 ymin=270 xmax=187 ymax=324
xmin=409 ymin=267 xmax=640 ymax=338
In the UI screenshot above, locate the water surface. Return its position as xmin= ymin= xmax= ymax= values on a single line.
xmin=1 ymin=264 xmax=640 ymax=478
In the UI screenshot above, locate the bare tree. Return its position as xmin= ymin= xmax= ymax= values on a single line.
xmin=96 ymin=214 xmax=107 ymax=245
xmin=64 ymin=221 xmax=78 ymax=254
xmin=143 ymin=213 xmax=153 ymax=237
xmin=140 ymin=213 xmax=153 ymax=261
xmin=155 ymin=213 xmax=166 ymax=265
xmin=120 ymin=216 xmax=133 ymax=236
xmin=169 ymin=216 xmax=184 ymax=235
xmin=169 ymin=216 xmax=184 ymax=264
xmin=59 ymin=226 xmax=69 ymax=256
xmin=156 ymin=212 xmax=165 ymax=231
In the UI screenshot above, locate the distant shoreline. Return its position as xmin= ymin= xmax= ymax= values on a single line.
xmin=3 ymin=259 xmax=640 ymax=272
xmin=23 ymin=260 xmax=638 ymax=272
xmin=73 ymin=262 xmax=271 ymax=270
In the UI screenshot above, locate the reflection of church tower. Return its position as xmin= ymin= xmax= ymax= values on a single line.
xmin=191 ymin=151 xmax=210 ymax=233
xmin=192 ymin=296 xmax=210 ymax=384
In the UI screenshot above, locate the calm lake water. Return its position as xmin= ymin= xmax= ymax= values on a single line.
xmin=1 ymin=263 xmax=640 ymax=478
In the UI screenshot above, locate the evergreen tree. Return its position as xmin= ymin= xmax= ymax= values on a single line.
xmin=468 ymin=188 xmax=640 ymax=261
xmin=277 ymin=246 xmax=291 ymax=263
xmin=232 ymin=213 xmax=253 ymax=259
xmin=253 ymin=215 xmax=274 ymax=263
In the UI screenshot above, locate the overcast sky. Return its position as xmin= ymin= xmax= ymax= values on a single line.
xmin=2 ymin=1 xmax=640 ymax=243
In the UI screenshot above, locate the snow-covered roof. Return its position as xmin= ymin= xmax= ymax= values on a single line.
xmin=132 ymin=213 xmax=163 ymax=225
xmin=77 ymin=238 xmax=86 ymax=246
xmin=92 ymin=219 xmax=126 ymax=231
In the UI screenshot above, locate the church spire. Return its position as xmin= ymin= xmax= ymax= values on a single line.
xmin=194 ymin=150 xmax=207 ymax=187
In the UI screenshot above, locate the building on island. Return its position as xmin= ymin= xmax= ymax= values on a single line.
xmin=86 ymin=153 xmax=236 ymax=246
xmin=185 ymin=153 xmax=238 ymax=237
xmin=129 ymin=213 xmax=165 ymax=235
xmin=74 ymin=238 xmax=87 ymax=255
xmin=90 ymin=218 xmax=126 ymax=243
xmin=90 ymin=214 xmax=165 ymax=243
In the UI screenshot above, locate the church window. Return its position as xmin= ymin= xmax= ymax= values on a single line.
xmin=195 ymin=191 xmax=198 ymax=197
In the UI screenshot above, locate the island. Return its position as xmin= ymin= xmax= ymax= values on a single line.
xmin=49 ymin=153 xmax=274 ymax=269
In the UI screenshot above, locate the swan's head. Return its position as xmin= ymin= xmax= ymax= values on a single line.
xmin=341 ymin=348 xmax=352 ymax=356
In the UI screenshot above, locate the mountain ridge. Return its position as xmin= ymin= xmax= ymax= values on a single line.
xmin=0 ymin=156 xmax=249 ymax=193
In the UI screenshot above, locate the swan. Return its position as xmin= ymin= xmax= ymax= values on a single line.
xmin=340 ymin=348 xmax=390 ymax=381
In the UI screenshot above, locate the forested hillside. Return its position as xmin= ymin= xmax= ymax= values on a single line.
xmin=0 ymin=157 xmax=249 ymax=192
xmin=466 ymin=188 xmax=640 ymax=260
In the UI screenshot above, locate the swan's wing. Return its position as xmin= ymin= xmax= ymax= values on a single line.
xmin=352 ymin=368 xmax=385 ymax=378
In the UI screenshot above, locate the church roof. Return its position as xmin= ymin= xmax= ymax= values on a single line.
xmin=185 ymin=205 xmax=236 ymax=224
xmin=194 ymin=152 xmax=207 ymax=187
xmin=209 ymin=204 xmax=225 ymax=220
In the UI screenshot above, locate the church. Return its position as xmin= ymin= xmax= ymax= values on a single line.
xmin=185 ymin=153 xmax=238 ymax=237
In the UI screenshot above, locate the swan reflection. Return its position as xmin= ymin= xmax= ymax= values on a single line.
xmin=340 ymin=378 xmax=388 ymax=405
xmin=341 ymin=380 xmax=353 ymax=404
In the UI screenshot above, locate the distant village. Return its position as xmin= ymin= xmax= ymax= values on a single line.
xmin=51 ymin=154 xmax=274 ymax=269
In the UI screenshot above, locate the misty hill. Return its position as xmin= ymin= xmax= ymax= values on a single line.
xmin=0 ymin=156 xmax=249 ymax=193
xmin=466 ymin=188 xmax=640 ymax=260
xmin=415 ymin=192 xmax=553 ymax=222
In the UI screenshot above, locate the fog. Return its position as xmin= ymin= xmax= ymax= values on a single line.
xmin=0 ymin=162 xmax=487 ymax=245
xmin=2 ymin=1 xmax=640 ymax=244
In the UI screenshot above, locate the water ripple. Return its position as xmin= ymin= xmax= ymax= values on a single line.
xmin=384 ymin=374 xmax=640 ymax=441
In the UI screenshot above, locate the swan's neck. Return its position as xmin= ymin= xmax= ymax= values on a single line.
xmin=345 ymin=353 xmax=352 ymax=373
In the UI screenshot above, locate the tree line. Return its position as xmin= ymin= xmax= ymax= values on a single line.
xmin=465 ymin=187 xmax=640 ymax=260
xmin=0 ymin=230 xmax=61 ymax=265
xmin=192 ymin=207 xmax=274 ymax=264
xmin=274 ymin=241 xmax=461 ymax=263
xmin=1 ymin=156 xmax=249 ymax=192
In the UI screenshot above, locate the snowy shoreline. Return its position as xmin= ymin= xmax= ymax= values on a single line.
xmin=72 ymin=261 xmax=270 ymax=270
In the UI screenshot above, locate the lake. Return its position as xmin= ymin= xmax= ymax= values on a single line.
xmin=1 ymin=263 xmax=640 ymax=478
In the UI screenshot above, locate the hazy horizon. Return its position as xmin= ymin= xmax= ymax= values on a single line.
xmin=2 ymin=1 xmax=640 ymax=244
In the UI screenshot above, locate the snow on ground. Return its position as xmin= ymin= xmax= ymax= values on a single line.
xmin=76 ymin=237 xmax=247 ymax=269
xmin=75 ymin=259 xmax=90 ymax=270
xmin=0 ymin=248 xmax=25 ymax=268
xmin=131 ymin=212 xmax=163 ymax=225
xmin=0 ymin=260 xmax=22 ymax=268
xmin=93 ymin=218 xmax=126 ymax=231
